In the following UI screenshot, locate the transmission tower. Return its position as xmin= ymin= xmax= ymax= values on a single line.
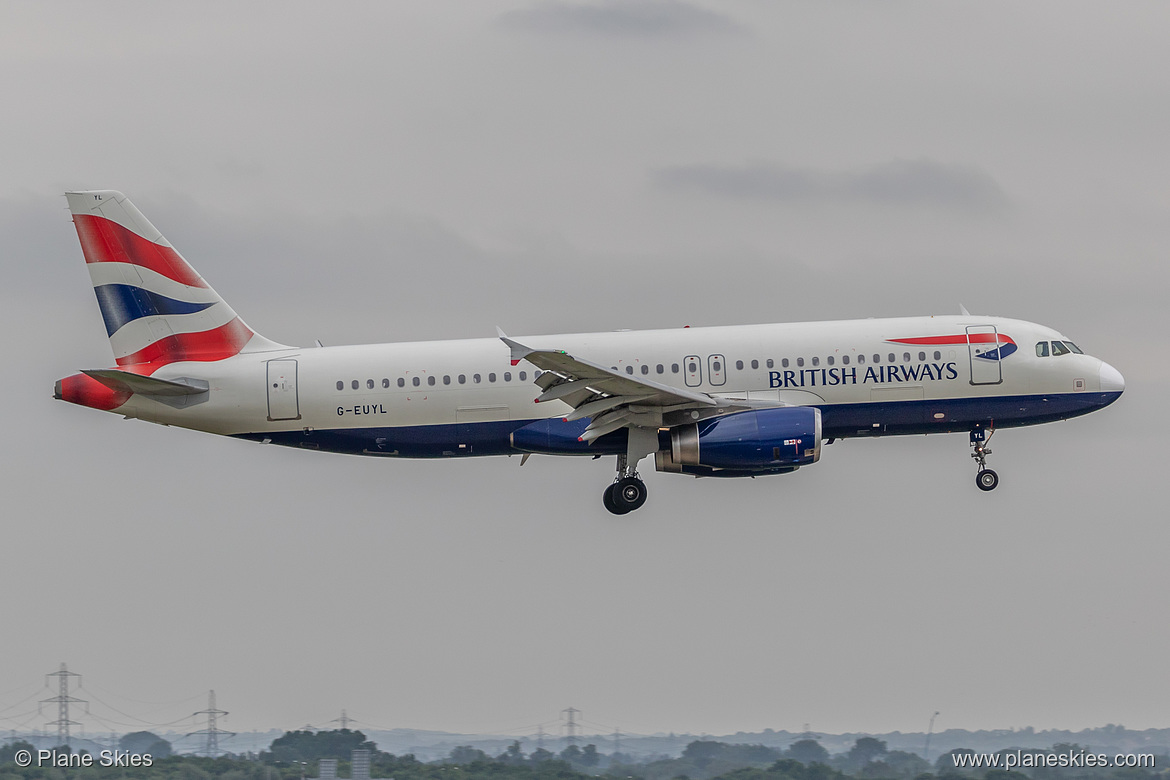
xmin=612 ymin=729 xmax=621 ymax=759
xmin=923 ymin=712 xmax=940 ymax=762
xmin=561 ymin=708 xmax=580 ymax=746
xmin=535 ymin=725 xmax=546 ymax=751
xmin=41 ymin=663 xmax=86 ymax=748
xmin=188 ymin=690 xmax=235 ymax=757
xmin=329 ymin=710 xmax=351 ymax=730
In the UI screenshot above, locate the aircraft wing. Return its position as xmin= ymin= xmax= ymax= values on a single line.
xmin=498 ymin=330 xmax=737 ymax=442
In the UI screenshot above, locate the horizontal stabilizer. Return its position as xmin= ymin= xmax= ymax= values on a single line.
xmin=81 ymin=369 xmax=209 ymax=396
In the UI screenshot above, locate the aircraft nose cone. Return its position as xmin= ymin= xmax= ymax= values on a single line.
xmin=1099 ymin=361 xmax=1125 ymax=394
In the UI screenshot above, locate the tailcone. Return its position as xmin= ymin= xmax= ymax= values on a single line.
xmin=55 ymin=372 xmax=132 ymax=411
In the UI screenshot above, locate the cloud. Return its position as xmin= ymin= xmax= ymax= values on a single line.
xmin=499 ymin=0 xmax=740 ymax=37
xmin=653 ymin=158 xmax=1010 ymax=210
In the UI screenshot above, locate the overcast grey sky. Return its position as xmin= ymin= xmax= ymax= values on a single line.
xmin=1 ymin=1 xmax=1166 ymax=741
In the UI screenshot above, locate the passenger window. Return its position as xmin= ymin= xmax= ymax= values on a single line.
xmin=713 ymin=360 xmax=722 ymax=371
xmin=626 ymin=365 xmax=634 ymax=375
xmin=858 ymin=354 xmax=865 ymax=364
xmin=918 ymin=351 xmax=926 ymax=361
xmin=842 ymin=355 xmax=850 ymax=365
xmin=902 ymin=352 xmax=911 ymax=362
xmin=367 ymin=379 xmax=374 ymax=389
xmin=735 ymin=360 xmax=744 ymax=370
xmin=874 ymin=354 xmax=881 ymax=363
xmin=656 ymin=364 xmax=664 ymax=374
xmin=398 ymin=378 xmax=405 ymax=388
xmin=1036 ymin=342 xmax=1049 ymax=357
xmin=782 ymin=358 xmax=789 ymax=368
xmin=933 ymin=351 xmax=941 ymax=360
xmin=351 ymin=380 xmax=359 ymax=390
xmin=504 ymin=372 xmax=511 ymax=381
xmin=336 ymin=381 xmax=344 ymax=391
xmin=827 ymin=356 xmax=834 ymax=366
xmin=443 ymin=375 xmax=451 ymax=385
xmin=474 ymin=373 xmax=481 ymax=383
xmin=672 ymin=363 xmax=680 ymax=373
xmin=382 ymin=378 xmax=390 ymax=388
xmin=1066 ymin=342 xmax=1083 ymax=354
xmin=766 ymin=359 xmax=774 ymax=369
xmin=641 ymin=365 xmax=649 ymax=375
xmin=687 ymin=361 xmax=697 ymax=373
xmin=1051 ymin=341 xmax=1070 ymax=356
xmin=488 ymin=373 xmax=497 ymax=382
xmin=519 ymin=371 xmax=527 ymax=380
xmin=811 ymin=357 xmax=819 ymax=367
xmin=796 ymin=357 xmax=804 ymax=367
xmin=412 ymin=377 xmax=420 ymax=387
xmin=751 ymin=359 xmax=759 ymax=369
xmin=888 ymin=353 xmax=895 ymax=363
xmin=427 ymin=376 xmax=435 ymax=386
xmin=458 ymin=374 xmax=466 ymax=384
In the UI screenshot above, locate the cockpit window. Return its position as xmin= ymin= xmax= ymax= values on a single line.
xmin=1051 ymin=340 xmax=1071 ymax=356
xmin=1065 ymin=341 xmax=1083 ymax=354
xmin=1035 ymin=341 xmax=1049 ymax=357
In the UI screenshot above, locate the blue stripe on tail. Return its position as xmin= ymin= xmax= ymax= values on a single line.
xmin=93 ymin=284 xmax=216 ymax=336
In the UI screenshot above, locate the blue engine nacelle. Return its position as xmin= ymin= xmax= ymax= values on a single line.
xmin=655 ymin=407 xmax=822 ymax=477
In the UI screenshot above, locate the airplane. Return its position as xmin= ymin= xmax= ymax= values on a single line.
xmin=55 ymin=190 xmax=1124 ymax=514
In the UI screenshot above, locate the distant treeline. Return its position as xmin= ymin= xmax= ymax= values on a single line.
xmin=2 ymin=730 xmax=1165 ymax=780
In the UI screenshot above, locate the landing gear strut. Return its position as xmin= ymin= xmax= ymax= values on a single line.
xmin=970 ymin=427 xmax=999 ymax=491
xmin=603 ymin=427 xmax=657 ymax=515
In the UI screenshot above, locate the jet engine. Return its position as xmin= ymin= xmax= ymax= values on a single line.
xmin=655 ymin=407 xmax=821 ymax=477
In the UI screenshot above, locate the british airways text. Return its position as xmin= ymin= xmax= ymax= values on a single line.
xmin=769 ymin=362 xmax=959 ymax=389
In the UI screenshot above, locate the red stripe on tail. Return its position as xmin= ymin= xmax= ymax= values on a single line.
xmin=115 ymin=317 xmax=254 ymax=367
xmin=73 ymin=214 xmax=207 ymax=288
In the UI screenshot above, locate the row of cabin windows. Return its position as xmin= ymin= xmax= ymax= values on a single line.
xmin=336 ymin=349 xmax=950 ymax=390
xmin=336 ymin=370 xmax=536 ymax=391
xmin=619 ymin=350 xmax=946 ymax=376
xmin=1035 ymin=340 xmax=1083 ymax=357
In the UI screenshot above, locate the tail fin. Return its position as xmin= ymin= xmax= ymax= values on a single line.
xmin=65 ymin=190 xmax=286 ymax=367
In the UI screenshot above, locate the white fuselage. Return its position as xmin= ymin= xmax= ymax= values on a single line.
xmin=111 ymin=315 xmax=1122 ymax=460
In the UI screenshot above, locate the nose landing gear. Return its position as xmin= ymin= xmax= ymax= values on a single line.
xmin=970 ymin=427 xmax=999 ymax=491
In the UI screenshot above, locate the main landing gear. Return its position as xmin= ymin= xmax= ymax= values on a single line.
xmin=603 ymin=426 xmax=658 ymax=515
xmin=604 ymin=454 xmax=648 ymax=515
xmin=970 ymin=427 xmax=999 ymax=491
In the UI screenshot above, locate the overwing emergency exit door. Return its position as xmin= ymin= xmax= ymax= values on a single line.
xmin=707 ymin=354 xmax=726 ymax=386
xmin=267 ymin=359 xmax=301 ymax=421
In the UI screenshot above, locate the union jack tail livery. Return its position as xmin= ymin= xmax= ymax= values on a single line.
xmin=57 ymin=191 xmax=285 ymax=411
xmin=66 ymin=190 xmax=283 ymax=367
